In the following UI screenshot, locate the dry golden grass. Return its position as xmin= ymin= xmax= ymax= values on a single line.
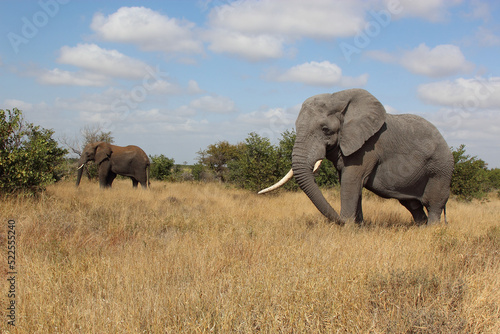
xmin=1 ymin=180 xmax=499 ymax=333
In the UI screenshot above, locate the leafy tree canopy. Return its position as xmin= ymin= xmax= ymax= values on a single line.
xmin=0 ymin=108 xmax=67 ymax=195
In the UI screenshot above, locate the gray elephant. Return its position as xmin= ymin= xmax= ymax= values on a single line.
xmin=76 ymin=142 xmax=150 ymax=188
xmin=259 ymin=89 xmax=454 ymax=225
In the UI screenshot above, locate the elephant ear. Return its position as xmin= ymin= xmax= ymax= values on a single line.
xmin=95 ymin=142 xmax=112 ymax=165
xmin=338 ymin=89 xmax=386 ymax=156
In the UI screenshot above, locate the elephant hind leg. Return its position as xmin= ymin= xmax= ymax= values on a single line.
xmin=427 ymin=204 xmax=446 ymax=225
xmin=423 ymin=179 xmax=450 ymax=225
xmin=399 ymin=199 xmax=427 ymax=225
xmin=131 ymin=177 xmax=148 ymax=188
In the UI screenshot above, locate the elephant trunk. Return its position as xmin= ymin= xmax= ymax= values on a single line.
xmin=292 ymin=148 xmax=343 ymax=225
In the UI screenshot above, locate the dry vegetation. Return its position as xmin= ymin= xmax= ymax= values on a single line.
xmin=1 ymin=180 xmax=499 ymax=333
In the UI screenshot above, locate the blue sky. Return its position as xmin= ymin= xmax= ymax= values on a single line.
xmin=1 ymin=0 xmax=499 ymax=167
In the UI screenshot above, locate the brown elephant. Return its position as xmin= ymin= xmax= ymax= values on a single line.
xmin=259 ymin=89 xmax=454 ymax=225
xmin=76 ymin=142 xmax=150 ymax=189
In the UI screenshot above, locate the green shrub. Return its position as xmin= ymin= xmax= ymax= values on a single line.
xmin=197 ymin=141 xmax=241 ymax=182
xmin=487 ymin=168 xmax=500 ymax=190
xmin=149 ymin=154 xmax=175 ymax=181
xmin=228 ymin=132 xmax=279 ymax=191
xmin=0 ymin=108 xmax=67 ymax=195
xmin=275 ymin=129 xmax=298 ymax=191
xmin=315 ymin=159 xmax=339 ymax=187
xmin=451 ymin=144 xmax=489 ymax=201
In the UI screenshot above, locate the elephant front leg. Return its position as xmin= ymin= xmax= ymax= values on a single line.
xmin=339 ymin=180 xmax=364 ymax=224
xmin=98 ymin=161 xmax=114 ymax=188
xmin=131 ymin=178 xmax=139 ymax=188
xmin=106 ymin=172 xmax=117 ymax=187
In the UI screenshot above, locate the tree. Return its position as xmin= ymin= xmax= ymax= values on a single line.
xmin=315 ymin=159 xmax=339 ymax=187
xmin=275 ymin=129 xmax=298 ymax=190
xmin=149 ymin=155 xmax=175 ymax=181
xmin=62 ymin=124 xmax=114 ymax=156
xmin=0 ymin=108 xmax=67 ymax=195
xmin=228 ymin=133 xmax=280 ymax=191
xmin=487 ymin=168 xmax=500 ymax=190
xmin=197 ymin=141 xmax=241 ymax=182
xmin=451 ymin=144 xmax=489 ymax=201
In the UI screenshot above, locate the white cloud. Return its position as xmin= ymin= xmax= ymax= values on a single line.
xmin=418 ymin=76 xmax=500 ymax=109
xmin=54 ymin=89 xmax=124 ymax=114
xmin=472 ymin=27 xmax=500 ymax=47
xmin=189 ymin=95 xmax=236 ymax=114
xmin=187 ymin=80 xmax=204 ymax=95
xmin=234 ymin=105 xmax=300 ymax=142
xmin=3 ymin=99 xmax=33 ymax=111
xmin=237 ymin=106 xmax=297 ymax=127
xmin=146 ymin=80 xmax=182 ymax=95
xmin=463 ymin=0 xmax=490 ymax=21
xmin=37 ymin=45 xmax=188 ymax=91
xmin=206 ymin=29 xmax=284 ymax=61
xmin=386 ymin=0 xmax=462 ymax=22
xmin=91 ymin=7 xmax=203 ymax=54
xmin=369 ymin=43 xmax=474 ymax=78
xmin=208 ymin=0 xmax=365 ymax=38
xmin=37 ymin=44 xmax=158 ymax=86
xmin=270 ymin=61 xmax=368 ymax=87
xmin=205 ymin=0 xmax=366 ymax=60
xmin=400 ymin=44 xmax=474 ymax=77
xmin=37 ymin=68 xmax=110 ymax=86
xmin=58 ymin=44 xmax=150 ymax=79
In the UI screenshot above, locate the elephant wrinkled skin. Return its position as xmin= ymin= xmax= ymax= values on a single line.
xmin=259 ymin=89 xmax=454 ymax=225
xmin=76 ymin=142 xmax=150 ymax=189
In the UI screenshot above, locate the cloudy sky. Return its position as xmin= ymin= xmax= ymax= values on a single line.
xmin=1 ymin=0 xmax=499 ymax=167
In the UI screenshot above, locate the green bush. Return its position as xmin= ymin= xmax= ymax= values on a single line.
xmin=486 ymin=168 xmax=500 ymax=190
xmin=315 ymin=159 xmax=339 ymax=187
xmin=197 ymin=141 xmax=241 ymax=182
xmin=0 ymin=108 xmax=67 ymax=195
xmin=228 ymin=133 xmax=279 ymax=191
xmin=451 ymin=144 xmax=489 ymax=201
xmin=275 ymin=129 xmax=299 ymax=191
xmin=149 ymin=154 xmax=175 ymax=181
xmin=191 ymin=162 xmax=216 ymax=182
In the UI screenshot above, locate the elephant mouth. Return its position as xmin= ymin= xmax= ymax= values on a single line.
xmin=325 ymin=145 xmax=337 ymax=157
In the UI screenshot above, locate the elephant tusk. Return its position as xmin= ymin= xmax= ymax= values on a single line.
xmin=258 ymin=168 xmax=294 ymax=194
xmin=313 ymin=159 xmax=322 ymax=173
xmin=77 ymin=164 xmax=85 ymax=170
xmin=258 ymin=159 xmax=323 ymax=195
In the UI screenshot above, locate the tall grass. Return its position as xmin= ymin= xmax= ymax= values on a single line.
xmin=1 ymin=180 xmax=499 ymax=333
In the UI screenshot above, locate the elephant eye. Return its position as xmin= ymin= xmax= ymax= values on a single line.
xmin=322 ymin=126 xmax=333 ymax=135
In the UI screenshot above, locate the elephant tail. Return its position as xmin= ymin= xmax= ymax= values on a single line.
xmin=444 ymin=205 xmax=448 ymax=224
xmin=146 ymin=164 xmax=150 ymax=189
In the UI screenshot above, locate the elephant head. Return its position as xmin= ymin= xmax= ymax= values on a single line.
xmin=76 ymin=142 xmax=112 ymax=187
xmin=259 ymin=89 xmax=386 ymax=224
